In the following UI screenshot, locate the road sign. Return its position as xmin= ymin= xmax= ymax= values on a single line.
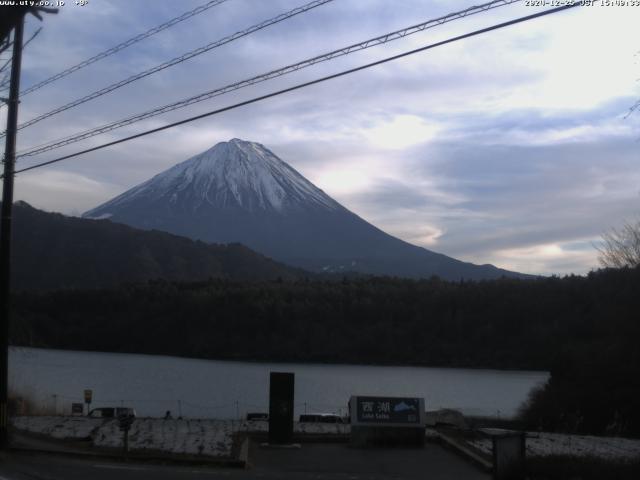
xmin=71 ymin=403 xmax=84 ymax=415
xmin=118 ymin=414 xmax=134 ymax=432
xmin=118 ymin=413 xmax=134 ymax=455
xmin=349 ymin=396 xmax=426 ymax=447
xmin=84 ymin=389 xmax=92 ymax=404
xmin=350 ymin=396 xmax=425 ymax=426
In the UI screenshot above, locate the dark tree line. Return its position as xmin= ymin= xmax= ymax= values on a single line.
xmin=9 ymin=266 xmax=640 ymax=436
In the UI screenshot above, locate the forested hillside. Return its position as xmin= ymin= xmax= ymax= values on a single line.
xmin=10 ymin=267 xmax=640 ymax=436
xmin=7 ymin=202 xmax=302 ymax=290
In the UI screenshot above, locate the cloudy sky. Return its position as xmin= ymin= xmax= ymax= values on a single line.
xmin=4 ymin=0 xmax=639 ymax=275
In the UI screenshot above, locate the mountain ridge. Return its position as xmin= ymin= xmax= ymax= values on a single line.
xmin=84 ymin=138 xmax=530 ymax=280
xmin=8 ymin=201 xmax=304 ymax=291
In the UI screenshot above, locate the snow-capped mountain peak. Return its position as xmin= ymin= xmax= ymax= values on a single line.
xmin=86 ymin=138 xmax=339 ymax=216
xmin=83 ymin=138 xmax=525 ymax=281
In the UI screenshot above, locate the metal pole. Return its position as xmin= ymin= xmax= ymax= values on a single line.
xmin=0 ymin=15 xmax=24 ymax=450
xmin=123 ymin=428 xmax=129 ymax=458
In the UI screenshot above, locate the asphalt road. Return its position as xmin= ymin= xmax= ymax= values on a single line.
xmin=0 ymin=442 xmax=490 ymax=480
xmin=250 ymin=441 xmax=490 ymax=480
xmin=0 ymin=452 xmax=240 ymax=480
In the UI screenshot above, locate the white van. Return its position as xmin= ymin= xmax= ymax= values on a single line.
xmin=88 ymin=407 xmax=136 ymax=418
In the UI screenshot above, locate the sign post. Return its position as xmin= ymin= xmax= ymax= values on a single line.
xmin=118 ymin=412 xmax=135 ymax=457
xmin=349 ymin=396 xmax=426 ymax=447
xmin=479 ymin=428 xmax=526 ymax=480
xmin=83 ymin=389 xmax=92 ymax=416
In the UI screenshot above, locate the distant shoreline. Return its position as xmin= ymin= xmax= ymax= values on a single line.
xmin=9 ymin=345 xmax=550 ymax=375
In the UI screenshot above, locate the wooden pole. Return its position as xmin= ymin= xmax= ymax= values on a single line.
xmin=0 ymin=14 xmax=24 ymax=449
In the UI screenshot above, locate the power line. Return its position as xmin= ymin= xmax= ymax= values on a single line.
xmin=21 ymin=26 xmax=42 ymax=50
xmin=0 ymin=27 xmax=41 ymax=91
xmin=12 ymin=3 xmax=581 ymax=177
xmin=0 ymin=71 xmax=8 ymax=91
xmin=16 ymin=0 xmax=522 ymax=158
xmin=1 ymin=0 xmax=334 ymax=138
xmin=0 ymin=28 xmax=40 ymax=76
xmin=0 ymin=0 xmax=232 ymax=97
xmin=0 ymin=41 xmax=12 ymax=57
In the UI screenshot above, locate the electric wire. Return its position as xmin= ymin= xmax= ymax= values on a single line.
xmin=0 ymin=40 xmax=12 ymax=57
xmin=16 ymin=0 xmax=522 ymax=158
xmin=0 ymin=27 xmax=41 ymax=92
xmin=626 ymin=99 xmax=640 ymax=118
xmin=0 ymin=70 xmax=8 ymax=92
xmin=0 ymin=28 xmax=41 ymax=76
xmin=11 ymin=3 xmax=581 ymax=177
xmin=0 ymin=0 xmax=232 ymax=96
xmin=0 ymin=0 xmax=333 ymax=139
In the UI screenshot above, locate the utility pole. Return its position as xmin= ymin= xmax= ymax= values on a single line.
xmin=0 ymin=14 xmax=24 ymax=449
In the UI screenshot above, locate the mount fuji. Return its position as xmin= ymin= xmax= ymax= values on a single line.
xmin=84 ymin=138 xmax=524 ymax=280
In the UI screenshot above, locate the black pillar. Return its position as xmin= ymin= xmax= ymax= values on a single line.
xmin=268 ymin=372 xmax=294 ymax=444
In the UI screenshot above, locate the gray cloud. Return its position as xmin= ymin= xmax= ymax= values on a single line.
xmin=338 ymin=137 xmax=639 ymax=274
xmin=8 ymin=1 xmax=640 ymax=275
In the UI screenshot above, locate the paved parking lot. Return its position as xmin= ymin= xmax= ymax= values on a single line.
xmin=250 ymin=441 xmax=490 ymax=480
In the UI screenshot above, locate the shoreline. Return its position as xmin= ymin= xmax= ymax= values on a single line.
xmin=9 ymin=345 xmax=551 ymax=375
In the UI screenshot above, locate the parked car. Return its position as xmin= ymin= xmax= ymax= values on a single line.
xmin=299 ymin=413 xmax=344 ymax=423
xmin=88 ymin=407 xmax=136 ymax=418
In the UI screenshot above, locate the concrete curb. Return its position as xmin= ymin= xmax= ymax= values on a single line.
xmin=8 ymin=444 xmax=246 ymax=468
xmin=238 ymin=436 xmax=251 ymax=468
xmin=437 ymin=431 xmax=493 ymax=472
xmin=11 ymin=427 xmax=248 ymax=468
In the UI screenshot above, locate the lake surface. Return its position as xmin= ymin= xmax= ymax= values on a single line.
xmin=10 ymin=347 xmax=548 ymax=419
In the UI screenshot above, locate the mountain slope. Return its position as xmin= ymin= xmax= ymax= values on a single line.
xmin=85 ymin=138 xmax=527 ymax=280
xmin=8 ymin=201 xmax=302 ymax=291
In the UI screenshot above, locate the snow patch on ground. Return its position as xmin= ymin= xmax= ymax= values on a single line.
xmin=11 ymin=416 xmax=350 ymax=458
xmin=468 ymin=432 xmax=640 ymax=461
xmin=294 ymin=421 xmax=349 ymax=435
xmin=93 ymin=418 xmax=235 ymax=457
xmin=12 ymin=416 xmax=103 ymax=439
xmin=17 ymin=416 xmax=637 ymax=462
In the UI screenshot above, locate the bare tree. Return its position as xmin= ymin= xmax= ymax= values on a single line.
xmin=597 ymin=220 xmax=640 ymax=268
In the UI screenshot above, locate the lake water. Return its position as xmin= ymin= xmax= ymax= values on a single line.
xmin=10 ymin=347 xmax=548 ymax=419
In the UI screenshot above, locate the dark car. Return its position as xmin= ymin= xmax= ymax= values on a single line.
xmin=246 ymin=412 xmax=269 ymax=421
xmin=299 ymin=413 xmax=344 ymax=423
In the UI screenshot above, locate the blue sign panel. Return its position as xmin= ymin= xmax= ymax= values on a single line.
xmin=354 ymin=396 xmax=421 ymax=424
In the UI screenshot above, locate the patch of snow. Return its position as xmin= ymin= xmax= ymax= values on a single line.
xmin=85 ymin=213 xmax=112 ymax=220
xmin=293 ymin=421 xmax=349 ymax=435
xmin=467 ymin=432 xmax=640 ymax=461
xmin=93 ymin=418 xmax=235 ymax=457
xmin=12 ymin=416 xmax=350 ymax=459
xmin=11 ymin=416 xmax=103 ymax=440
xmin=84 ymin=138 xmax=341 ymax=217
